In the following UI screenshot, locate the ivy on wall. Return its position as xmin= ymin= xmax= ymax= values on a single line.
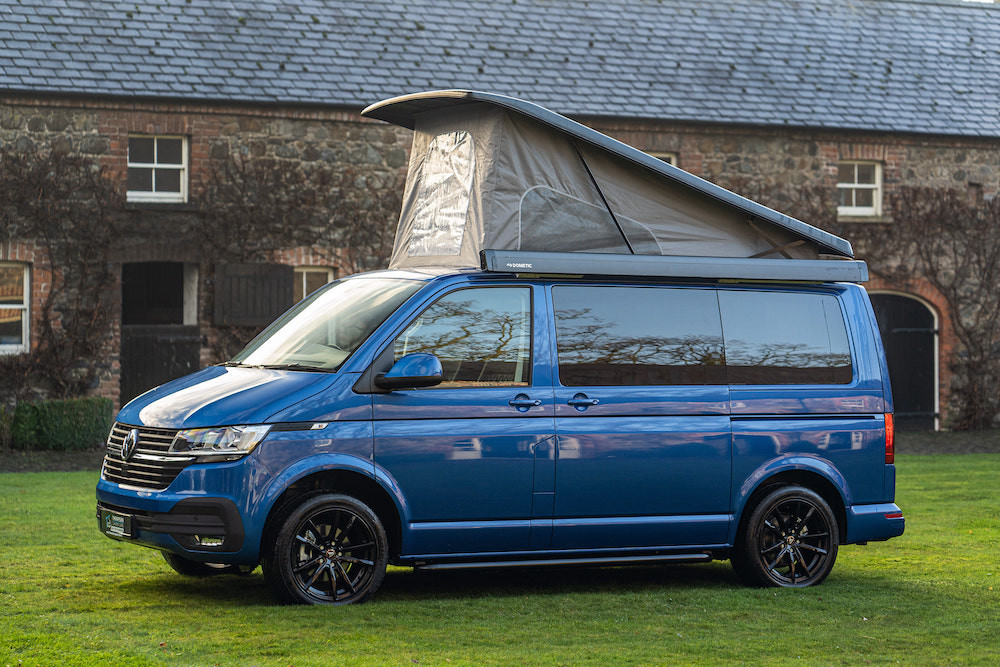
xmin=196 ymin=150 xmax=403 ymax=360
xmin=721 ymin=176 xmax=1000 ymax=430
xmin=1 ymin=143 xmax=404 ymax=404
xmin=0 ymin=147 xmax=125 ymax=403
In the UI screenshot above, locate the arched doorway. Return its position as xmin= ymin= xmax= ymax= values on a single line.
xmin=869 ymin=293 xmax=938 ymax=431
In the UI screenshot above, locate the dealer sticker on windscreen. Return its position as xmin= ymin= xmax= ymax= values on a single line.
xmin=101 ymin=509 xmax=133 ymax=539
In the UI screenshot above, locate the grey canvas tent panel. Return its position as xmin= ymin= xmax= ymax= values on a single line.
xmin=362 ymin=90 xmax=855 ymax=270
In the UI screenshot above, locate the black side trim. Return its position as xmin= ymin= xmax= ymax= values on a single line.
xmin=414 ymin=553 xmax=712 ymax=571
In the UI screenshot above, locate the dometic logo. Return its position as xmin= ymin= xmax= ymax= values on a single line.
xmin=505 ymin=262 xmax=533 ymax=269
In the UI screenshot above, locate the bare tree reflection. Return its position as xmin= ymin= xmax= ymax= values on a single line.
xmin=555 ymin=307 xmax=851 ymax=386
xmin=395 ymin=290 xmax=531 ymax=385
xmin=555 ymin=306 xmax=725 ymax=386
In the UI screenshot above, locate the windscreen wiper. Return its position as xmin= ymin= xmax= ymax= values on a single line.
xmin=259 ymin=363 xmax=337 ymax=373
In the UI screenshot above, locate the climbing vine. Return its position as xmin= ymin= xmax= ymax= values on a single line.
xmin=722 ymin=176 xmax=1000 ymax=429
xmin=0 ymin=142 xmax=405 ymax=403
xmin=0 ymin=147 xmax=126 ymax=403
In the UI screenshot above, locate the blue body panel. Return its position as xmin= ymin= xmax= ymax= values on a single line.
xmin=96 ymin=270 xmax=904 ymax=571
xmin=118 ymin=365 xmax=342 ymax=428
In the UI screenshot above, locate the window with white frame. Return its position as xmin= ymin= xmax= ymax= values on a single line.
xmin=837 ymin=161 xmax=882 ymax=217
xmin=127 ymin=135 xmax=188 ymax=203
xmin=0 ymin=263 xmax=29 ymax=354
xmin=294 ymin=266 xmax=336 ymax=302
xmin=648 ymin=151 xmax=678 ymax=166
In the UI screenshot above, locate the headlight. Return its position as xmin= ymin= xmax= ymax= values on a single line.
xmin=169 ymin=424 xmax=271 ymax=461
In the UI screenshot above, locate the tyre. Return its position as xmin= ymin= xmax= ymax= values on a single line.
xmin=731 ymin=485 xmax=839 ymax=588
xmin=161 ymin=552 xmax=254 ymax=577
xmin=262 ymin=493 xmax=388 ymax=605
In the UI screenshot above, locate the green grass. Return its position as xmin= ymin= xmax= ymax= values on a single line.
xmin=2 ymin=456 xmax=998 ymax=665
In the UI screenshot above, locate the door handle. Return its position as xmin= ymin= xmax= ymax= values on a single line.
xmin=508 ymin=394 xmax=542 ymax=411
xmin=567 ymin=393 xmax=600 ymax=410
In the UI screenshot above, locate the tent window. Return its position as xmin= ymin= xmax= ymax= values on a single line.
xmin=519 ymin=186 xmax=629 ymax=253
xmin=519 ymin=186 xmax=660 ymax=254
xmin=408 ymin=131 xmax=475 ymax=257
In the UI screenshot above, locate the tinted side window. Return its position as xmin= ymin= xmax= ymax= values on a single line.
xmin=553 ymin=286 xmax=725 ymax=386
xmin=394 ymin=287 xmax=531 ymax=387
xmin=719 ymin=290 xmax=852 ymax=385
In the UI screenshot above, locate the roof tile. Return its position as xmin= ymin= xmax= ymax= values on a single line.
xmin=0 ymin=0 xmax=998 ymax=137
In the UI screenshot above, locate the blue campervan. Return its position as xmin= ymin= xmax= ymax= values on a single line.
xmin=97 ymin=91 xmax=904 ymax=605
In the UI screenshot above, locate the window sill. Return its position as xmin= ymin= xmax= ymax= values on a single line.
xmin=836 ymin=214 xmax=892 ymax=224
xmin=124 ymin=201 xmax=197 ymax=213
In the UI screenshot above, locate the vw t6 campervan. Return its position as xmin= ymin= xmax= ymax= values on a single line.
xmin=97 ymin=91 xmax=904 ymax=605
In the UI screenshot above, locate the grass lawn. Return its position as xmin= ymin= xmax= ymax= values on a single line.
xmin=1 ymin=455 xmax=997 ymax=665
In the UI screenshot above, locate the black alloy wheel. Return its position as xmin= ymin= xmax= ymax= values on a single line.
xmin=732 ymin=485 xmax=839 ymax=588
xmin=264 ymin=493 xmax=388 ymax=605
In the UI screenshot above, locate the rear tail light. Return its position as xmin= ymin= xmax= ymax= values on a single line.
xmin=885 ymin=413 xmax=895 ymax=464
xmin=884 ymin=512 xmax=903 ymax=519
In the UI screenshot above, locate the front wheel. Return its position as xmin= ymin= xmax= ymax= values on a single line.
xmin=262 ymin=493 xmax=388 ymax=605
xmin=732 ymin=485 xmax=839 ymax=588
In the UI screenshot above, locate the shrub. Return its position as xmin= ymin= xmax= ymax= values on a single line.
xmin=9 ymin=397 xmax=113 ymax=451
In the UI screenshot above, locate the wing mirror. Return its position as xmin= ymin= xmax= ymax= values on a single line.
xmin=374 ymin=353 xmax=443 ymax=390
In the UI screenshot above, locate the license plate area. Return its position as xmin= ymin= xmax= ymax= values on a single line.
xmin=100 ymin=509 xmax=135 ymax=539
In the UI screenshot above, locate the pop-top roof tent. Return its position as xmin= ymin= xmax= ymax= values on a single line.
xmin=362 ymin=90 xmax=865 ymax=282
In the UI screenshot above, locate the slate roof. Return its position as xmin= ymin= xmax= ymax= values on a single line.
xmin=1 ymin=0 xmax=999 ymax=138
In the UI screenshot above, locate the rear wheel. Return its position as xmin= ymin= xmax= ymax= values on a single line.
xmin=262 ymin=493 xmax=388 ymax=605
xmin=732 ymin=485 xmax=839 ymax=588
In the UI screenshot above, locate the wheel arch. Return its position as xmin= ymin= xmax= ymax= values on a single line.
xmin=734 ymin=468 xmax=848 ymax=544
xmin=262 ymin=468 xmax=403 ymax=562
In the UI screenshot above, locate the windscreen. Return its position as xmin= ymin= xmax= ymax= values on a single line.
xmin=229 ymin=277 xmax=422 ymax=371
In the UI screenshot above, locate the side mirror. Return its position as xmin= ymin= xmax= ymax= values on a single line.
xmin=374 ymin=353 xmax=443 ymax=390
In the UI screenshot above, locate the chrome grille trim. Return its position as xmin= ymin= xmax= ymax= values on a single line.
xmin=102 ymin=422 xmax=191 ymax=490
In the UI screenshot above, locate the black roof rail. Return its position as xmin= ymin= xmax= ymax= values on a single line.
xmin=479 ymin=250 xmax=869 ymax=283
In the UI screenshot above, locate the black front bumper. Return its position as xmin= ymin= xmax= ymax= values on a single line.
xmin=97 ymin=497 xmax=245 ymax=553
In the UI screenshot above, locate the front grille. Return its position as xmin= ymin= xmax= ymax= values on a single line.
xmin=102 ymin=422 xmax=193 ymax=490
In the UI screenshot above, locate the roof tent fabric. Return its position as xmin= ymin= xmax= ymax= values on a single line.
xmin=362 ymin=90 xmax=854 ymax=270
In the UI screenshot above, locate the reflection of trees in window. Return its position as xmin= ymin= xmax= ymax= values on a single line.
xmin=725 ymin=340 xmax=852 ymax=384
xmin=554 ymin=298 xmax=726 ymax=387
xmin=557 ymin=307 xmax=724 ymax=365
xmin=395 ymin=288 xmax=531 ymax=385
xmin=719 ymin=291 xmax=853 ymax=385
xmin=726 ymin=340 xmax=851 ymax=369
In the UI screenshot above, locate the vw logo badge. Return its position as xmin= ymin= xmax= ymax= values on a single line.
xmin=121 ymin=429 xmax=139 ymax=461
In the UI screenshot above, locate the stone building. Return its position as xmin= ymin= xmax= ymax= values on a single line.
xmin=2 ymin=0 xmax=999 ymax=428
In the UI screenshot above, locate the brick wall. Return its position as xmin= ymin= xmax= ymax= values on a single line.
xmin=589 ymin=118 xmax=1000 ymax=426
xmin=4 ymin=96 xmax=998 ymax=422
xmin=594 ymin=119 xmax=1000 ymax=201
xmin=2 ymin=95 xmax=409 ymax=408
xmin=0 ymin=239 xmax=51 ymax=351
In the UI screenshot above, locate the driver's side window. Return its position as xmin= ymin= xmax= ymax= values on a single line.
xmin=394 ymin=287 xmax=532 ymax=387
